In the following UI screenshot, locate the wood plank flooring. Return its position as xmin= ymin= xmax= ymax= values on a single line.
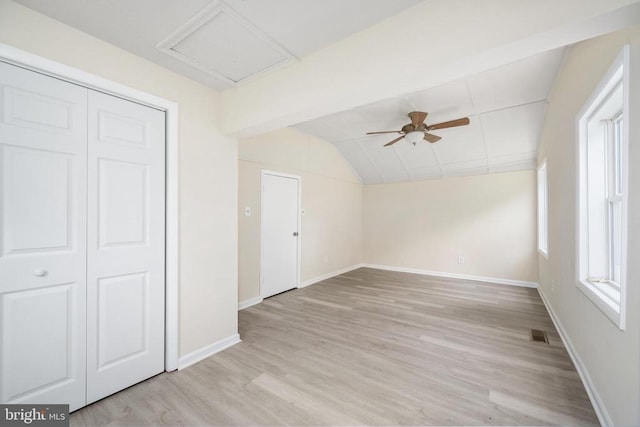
xmin=71 ymin=268 xmax=599 ymax=426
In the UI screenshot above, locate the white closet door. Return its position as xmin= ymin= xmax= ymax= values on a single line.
xmin=0 ymin=61 xmax=88 ymax=411
xmin=86 ymin=91 xmax=165 ymax=404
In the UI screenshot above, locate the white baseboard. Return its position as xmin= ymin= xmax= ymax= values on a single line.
xmin=299 ymin=263 xmax=365 ymax=288
xmin=178 ymin=333 xmax=241 ymax=370
xmin=537 ymin=287 xmax=611 ymax=427
xmin=238 ymin=264 xmax=364 ymax=311
xmin=238 ymin=296 xmax=263 ymax=310
xmin=363 ymin=263 xmax=538 ymax=288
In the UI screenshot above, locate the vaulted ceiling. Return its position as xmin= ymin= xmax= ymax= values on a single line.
xmin=13 ymin=0 xmax=640 ymax=183
xmin=293 ymin=48 xmax=565 ymax=183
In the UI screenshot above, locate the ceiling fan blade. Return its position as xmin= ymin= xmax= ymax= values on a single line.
xmin=383 ymin=136 xmax=405 ymax=147
xmin=423 ymin=133 xmax=442 ymax=143
xmin=366 ymin=130 xmax=403 ymax=135
xmin=408 ymin=111 xmax=428 ymax=128
xmin=427 ymin=117 xmax=470 ymax=131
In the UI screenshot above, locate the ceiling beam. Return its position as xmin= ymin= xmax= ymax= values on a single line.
xmin=219 ymin=0 xmax=640 ymax=137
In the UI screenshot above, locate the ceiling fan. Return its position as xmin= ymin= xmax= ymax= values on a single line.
xmin=366 ymin=111 xmax=470 ymax=146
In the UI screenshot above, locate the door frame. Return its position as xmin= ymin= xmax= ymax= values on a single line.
xmin=0 ymin=43 xmax=180 ymax=372
xmin=260 ymin=170 xmax=301 ymax=298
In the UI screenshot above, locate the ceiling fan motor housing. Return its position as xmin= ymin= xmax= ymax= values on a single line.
xmin=402 ymin=123 xmax=425 ymax=133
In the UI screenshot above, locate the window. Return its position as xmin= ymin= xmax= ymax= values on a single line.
xmin=577 ymin=46 xmax=628 ymax=329
xmin=537 ymin=160 xmax=548 ymax=257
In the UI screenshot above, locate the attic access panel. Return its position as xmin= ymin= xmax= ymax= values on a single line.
xmin=157 ymin=1 xmax=296 ymax=85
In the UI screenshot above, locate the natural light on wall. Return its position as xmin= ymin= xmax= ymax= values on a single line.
xmin=577 ymin=45 xmax=629 ymax=329
xmin=537 ymin=159 xmax=548 ymax=258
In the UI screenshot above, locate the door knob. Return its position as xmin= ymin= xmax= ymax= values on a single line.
xmin=293 ymin=232 xmax=299 ymax=236
xmin=34 ymin=269 xmax=48 ymax=277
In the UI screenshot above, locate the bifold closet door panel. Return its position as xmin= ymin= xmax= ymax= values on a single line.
xmin=86 ymin=90 xmax=166 ymax=404
xmin=0 ymin=61 xmax=88 ymax=411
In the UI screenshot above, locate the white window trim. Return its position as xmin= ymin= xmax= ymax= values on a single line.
xmin=575 ymin=45 xmax=629 ymax=330
xmin=537 ymin=159 xmax=548 ymax=258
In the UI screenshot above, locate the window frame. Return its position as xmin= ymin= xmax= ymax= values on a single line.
xmin=576 ymin=45 xmax=629 ymax=330
xmin=537 ymin=159 xmax=548 ymax=258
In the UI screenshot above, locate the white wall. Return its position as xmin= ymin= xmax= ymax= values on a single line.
xmin=0 ymin=1 xmax=239 ymax=357
xmin=363 ymin=171 xmax=538 ymax=284
xmin=238 ymin=128 xmax=362 ymax=304
xmin=537 ymin=26 xmax=640 ymax=426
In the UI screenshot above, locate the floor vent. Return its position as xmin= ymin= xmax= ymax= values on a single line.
xmin=530 ymin=329 xmax=549 ymax=344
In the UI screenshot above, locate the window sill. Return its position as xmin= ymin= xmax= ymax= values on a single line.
xmin=577 ymin=279 xmax=623 ymax=329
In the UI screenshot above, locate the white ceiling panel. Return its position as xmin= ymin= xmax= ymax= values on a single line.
xmin=360 ymin=145 xmax=409 ymax=183
xmin=430 ymin=120 xmax=485 ymax=164
xmin=381 ymin=172 xmax=412 ymax=183
xmin=490 ymin=152 xmax=538 ymax=172
xmin=405 ymin=80 xmax=475 ymax=124
xmin=362 ymin=139 xmax=408 ymax=174
xmin=394 ymin=141 xmax=440 ymax=170
xmin=320 ymin=110 xmax=386 ymax=141
xmin=468 ymin=49 xmax=565 ymax=113
xmin=225 ymin=0 xmax=423 ymax=59
xmin=491 ymin=151 xmax=539 ymax=164
xmin=491 ymin=158 xmax=537 ymax=173
xmin=357 ymin=97 xmax=416 ymax=131
xmin=334 ymin=141 xmax=382 ymax=183
xmin=480 ymin=102 xmax=547 ymax=158
xmin=440 ymin=159 xmax=489 ymax=177
xmin=407 ymin=168 xmax=443 ymax=181
xmin=165 ymin=5 xmax=293 ymax=83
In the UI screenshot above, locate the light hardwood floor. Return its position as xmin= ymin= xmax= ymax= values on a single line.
xmin=72 ymin=268 xmax=599 ymax=426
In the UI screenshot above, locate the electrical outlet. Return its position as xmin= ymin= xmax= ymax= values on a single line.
xmin=323 ymin=255 xmax=329 ymax=263
xmin=457 ymin=256 xmax=464 ymax=264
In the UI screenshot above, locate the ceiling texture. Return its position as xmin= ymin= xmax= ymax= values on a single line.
xmin=293 ymin=48 xmax=566 ymax=183
xmin=15 ymin=0 xmax=626 ymax=184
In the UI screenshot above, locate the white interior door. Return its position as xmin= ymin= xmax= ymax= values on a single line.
xmin=261 ymin=172 xmax=299 ymax=298
xmin=0 ymin=61 xmax=88 ymax=411
xmin=86 ymin=91 xmax=165 ymax=404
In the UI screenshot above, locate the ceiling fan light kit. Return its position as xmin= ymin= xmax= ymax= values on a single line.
xmin=404 ymin=131 xmax=424 ymax=145
xmin=366 ymin=111 xmax=470 ymax=147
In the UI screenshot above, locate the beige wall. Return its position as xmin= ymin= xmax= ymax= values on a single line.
xmin=0 ymin=1 xmax=238 ymax=356
xmin=238 ymin=128 xmax=362 ymax=303
xmin=363 ymin=171 xmax=538 ymax=284
xmin=537 ymin=27 xmax=640 ymax=426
